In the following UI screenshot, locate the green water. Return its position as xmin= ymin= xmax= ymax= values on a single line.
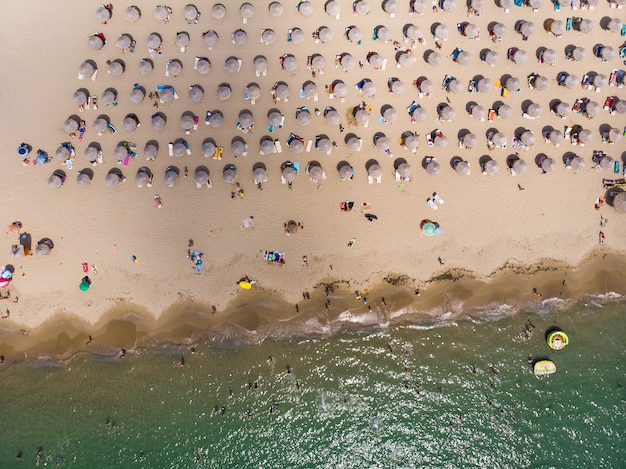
xmin=0 ymin=299 xmax=624 ymax=468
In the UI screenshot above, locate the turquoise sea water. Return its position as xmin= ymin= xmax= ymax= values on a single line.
xmin=0 ymin=299 xmax=624 ymax=468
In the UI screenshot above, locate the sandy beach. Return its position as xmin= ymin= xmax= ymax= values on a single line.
xmin=1 ymin=0 xmax=626 ymax=357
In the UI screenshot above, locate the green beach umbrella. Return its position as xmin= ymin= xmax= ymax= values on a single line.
xmin=79 ymin=281 xmax=90 ymax=291
xmin=422 ymin=222 xmax=437 ymax=236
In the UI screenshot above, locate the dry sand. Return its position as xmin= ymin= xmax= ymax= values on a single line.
xmin=1 ymin=0 xmax=626 ymax=354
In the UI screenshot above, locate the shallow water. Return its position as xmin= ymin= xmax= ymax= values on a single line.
xmin=0 ymin=299 xmax=624 ymax=468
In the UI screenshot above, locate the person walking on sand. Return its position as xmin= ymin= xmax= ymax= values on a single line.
xmin=438 ymin=256 xmax=445 ymax=265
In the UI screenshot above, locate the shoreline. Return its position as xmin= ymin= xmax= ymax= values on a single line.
xmin=1 ymin=247 xmax=624 ymax=362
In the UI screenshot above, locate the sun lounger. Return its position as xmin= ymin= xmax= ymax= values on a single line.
xmin=488 ymin=109 xmax=496 ymax=121
xmin=274 ymin=140 xmax=282 ymax=153
xmin=168 ymin=142 xmax=174 ymax=156
xmin=427 ymin=198 xmax=438 ymax=210
xmin=306 ymin=140 xmax=313 ymax=152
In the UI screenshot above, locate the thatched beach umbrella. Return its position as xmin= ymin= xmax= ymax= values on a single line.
xmin=578 ymin=129 xmax=593 ymax=144
xmin=269 ymin=2 xmax=283 ymax=17
xmin=195 ymin=169 xmax=211 ymax=187
xmin=253 ymin=56 xmax=268 ymax=76
xmin=585 ymin=101 xmax=600 ymax=117
xmin=564 ymin=74 xmax=578 ymax=89
xmin=84 ymin=145 xmax=99 ymax=163
xmin=376 ymin=26 xmax=392 ymax=43
xmin=73 ymin=90 xmax=88 ymax=106
xmin=184 ymin=4 xmax=199 ymax=22
xmin=151 ymin=113 xmax=166 ymax=130
xmin=48 ymin=174 xmax=63 ymax=189
xmin=519 ymin=21 xmax=535 ymax=37
xmin=298 ymin=1 xmax=313 ymax=16
xmin=93 ymin=117 xmax=108 ymax=134
xmin=397 ymin=163 xmax=412 ymax=178
xmin=318 ymin=27 xmax=333 ymax=43
xmin=114 ymin=145 xmax=128 ymax=162
xmin=462 ymin=133 xmax=478 ymax=148
xmin=275 ymin=82 xmax=290 ymax=100
xmin=125 ymin=6 xmax=141 ymax=22
xmin=164 ymin=169 xmax=178 ymax=186
xmin=296 ymin=109 xmax=312 ymax=125
xmin=340 ymin=54 xmax=356 ymax=71
xmin=541 ymin=49 xmax=556 ymax=65
xmin=290 ymin=28 xmax=305 ymax=44
xmin=404 ymin=25 xmax=422 ymax=42
xmin=361 ymin=81 xmax=377 ymax=97
xmin=527 ymin=103 xmax=542 ymax=118
xmin=144 ymin=142 xmax=158 ymax=159
xmin=435 ymin=24 xmax=449 ymax=41
xmin=477 ymin=77 xmax=492 ymax=93
xmin=505 ymin=77 xmax=521 ymax=91
xmin=383 ymin=0 xmax=399 ymax=14
xmin=439 ymin=105 xmax=455 ymax=121
xmin=484 ymin=50 xmax=500 ymax=66
xmin=176 ymin=32 xmax=190 ymax=49
xmin=427 ymin=51 xmax=442 ymax=66
xmin=608 ymin=127 xmax=622 ymax=143
xmin=442 ymin=0 xmax=457 ymax=11
xmin=492 ymin=132 xmax=506 ymax=147
xmin=426 ymin=160 xmax=441 ymax=174
xmin=593 ymin=74 xmax=608 ymax=89
xmin=613 ymin=192 xmax=626 ymax=213
xmin=239 ymin=110 xmax=254 ymax=127
xmin=88 ymin=35 xmax=105 ymax=50
xmin=196 ymin=58 xmax=210 ymax=75
xmin=289 ymin=138 xmax=304 ymax=153
xmin=202 ymin=30 xmax=219 ymax=49
xmin=412 ymin=0 xmax=427 ymax=13
xmin=607 ymin=18 xmax=623 ymax=33
xmin=217 ymin=83 xmax=231 ymax=100
xmin=282 ymin=165 xmax=297 ymax=181
xmin=419 ymin=79 xmax=433 ymax=94
xmin=189 ymin=85 xmax=203 ymax=102
xmin=464 ymin=23 xmax=480 ymax=39
xmin=549 ymin=20 xmax=565 ymax=37
xmin=312 ymin=55 xmax=326 ymax=71
xmin=333 ymin=81 xmax=348 ymax=98
xmin=122 ymin=115 xmax=139 ymax=132
xmin=555 ymin=101 xmax=571 ymax=117
xmin=98 ymin=88 xmax=117 ymax=106
xmin=96 ymin=6 xmax=112 ymax=23
xmin=55 ymin=145 xmax=70 ymax=161
xmin=411 ymin=106 xmax=427 ymax=121
xmin=491 ymin=23 xmax=507 ymax=38
xmin=325 ymin=0 xmax=340 ymax=17
xmin=484 ymin=160 xmax=499 ymax=174
xmin=601 ymin=46 xmax=616 ymax=61
xmin=549 ymin=130 xmax=564 ymax=145
xmin=616 ymin=100 xmax=626 ymax=114
xmin=154 ymin=5 xmax=170 ymax=21
xmin=201 ymin=140 xmax=216 ymax=157
xmin=253 ymin=166 xmax=268 ymax=183
xmin=512 ymin=49 xmax=528 ymax=64
xmin=398 ymin=52 xmax=417 ymax=67
xmin=455 ymin=51 xmax=471 ymax=65
xmin=471 ymin=105 xmax=485 ymax=120
xmin=390 ymin=79 xmax=405 ymax=94
xmin=223 ymin=165 xmax=238 ymax=183
xmin=382 ymin=107 xmax=398 ymax=123
xmin=541 ymin=157 xmax=556 ymax=172
xmin=339 ymin=164 xmax=354 ymax=180
xmin=147 ymin=33 xmax=162 ymax=50
xmin=434 ymin=133 xmax=448 ymax=148
xmin=240 ymin=3 xmax=254 ymax=20
xmin=577 ymin=18 xmax=593 ymax=34
xmin=172 ymin=141 xmax=187 ymax=157
xmin=512 ymin=159 xmax=527 ymax=173
xmin=105 ymin=172 xmax=122 ymax=187
xmin=600 ymin=156 xmax=614 ymax=169
xmin=108 ymin=60 xmax=124 ymax=77
xmin=77 ymin=172 xmax=91 ymax=187
xmin=355 ymin=108 xmax=369 ymax=124
xmin=225 ymin=57 xmax=241 ymax=73
xmin=324 ymin=108 xmax=340 ymax=124
xmin=316 ymin=136 xmax=331 ymax=152
xmin=347 ymin=27 xmax=362 ymax=43
xmin=233 ymin=29 xmax=247 ymax=45
xmin=180 ymin=114 xmax=195 ymax=131
xmin=520 ymin=130 xmax=535 ymax=146
xmin=455 ymin=160 xmax=470 ymax=175
xmin=130 ymin=87 xmax=145 ymax=103
xmin=212 ymin=4 xmax=226 ymax=19
xmin=448 ymin=79 xmax=463 ymax=93
xmin=268 ymin=110 xmax=283 ymax=127
xmin=346 ymin=136 xmax=362 ymax=151
xmin=569 ymin=156 xmax=584 ymax=170
xmin=283 ymin=55 xmax=297 ymax=71
xmin=261 ymin=29 xmax=276 ymax=45
xmin=167 ymin=60 xmax=182 ymax=77
xmin=528 ymin=0 xmax=543 ymax=9
xmin=375 ymin=135 xmax=391 ymax=151
xmin=403 ymin=132 xmax=419 ymax=150
xmin=246 ymin=84 xmax=261 ymax=101
xmin=116 ymin=34 xmax=133 ymax=50
xmin=533 ymin=75 xmax=549 ymax=90
xmin=303 ymin=81 xmax=318 ymax=99
xmin=138 ymin=59 xmax=153 ymax=75
xmin=368 ymin=164 xmax=382 ymax=178
xmin=354 ymin=0 xmax=369 ymax=15
xmin=79 ymin=61 xmax=96 ymax=78
xmin=260 ymin=137 xmax=275 ymax=155
xmin=135 ymin=171 xmax=150 ymax=187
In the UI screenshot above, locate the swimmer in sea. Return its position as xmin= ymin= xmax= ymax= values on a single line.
xmin=266 ymin=356 xmax=273 ymax=364
xmin=179 ymin=356 xmax=185 ymax=367
xmin=229 ymin=387 xmax=233 ymax=398
xmin=471 ymin=365 xmax=477 ymax=375
xmin=286 ymin=364 xmax=292 ymax=374
xmin=295 ymin=380 xmax=301 ymax=391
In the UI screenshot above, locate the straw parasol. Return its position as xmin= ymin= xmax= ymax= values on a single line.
xmin=303 ymin=81 xmax=318 ymax=99
xmin=93 ymin=117 xmax=108 ymax=133
xmin=269 ymin=2 xmax=284 ymax=16
xmin=195 ymin=58 xmax=210 ymax=75
xmin=290 ymin=28 xmax=305 ymax=44
xmin=212 ymin=4 xmax=226 ymax=19
xmin=520 ymin=130 xmax=535 ymax=146
xmin=296 ymin=109 xmax=312 ymax=125
xmin=289 ymin=138 xmax=304 ymax=153
xmin=172 ymin=141 xmax=186 ymax=157
xmin=268 ymin=110 xmax=283 ymax=127
xmin=223 ymin=166 xmax=238 ymax=183
xmin=375 ymin=135 xmax=391 ymax=151
xmin=339 ymin=164 xmax=353 ymax=180
xmin=398 ymin=52 xmax=416 ymax=68
xmin=601 ymin=46 xmax=616 ymax=61
xmin=77 ymin=172 xmax=91 ymax=187
xmin=462 ymin=133 xmax=477 ymax=148
xmin=347 ymin=27 xmax=362 ymax=43
xmin=549 ymin=20 xmax=565 ymax=37
xmin=239 ymin=110 xmax=254 ymax=127
xmin=55 ymin=145 xmax=70 ymax=161
xmin=549 ymin=130 xmax=563 ymax=145
xmin=135 ymin=171 xmax=150 ymax=187
xmin=261 ymin=29 xmax=276 ymax=45
xmin=73 ymin=90 xmax=88 ymax=105
xmin=607 ymin=18 xmax=623 ymax=33
xmin=526 ymin=103 xmax=542 ymax=118
xmin=411 ymin=107 xmax=427 ymax=121
xmin=616 ymin=100 xmax=626 ymax=114
xmin=48 ymin=174 xmax=63 ymax=189
xmin=260 ymin=137 xmax=275 ymax=154
xmin=491 ymin=23 xmax=507 ymax=38
xmin=368 ymin=164 xmax=382 ymax=178
xmin=569 ymin=47 xmax=585 ymax=62
xmin=584 ymin=101 xmax=600 ymax=117
xmin=253 ymin=166 xmax=268 ymax=184
xmin=98 ymin=88 xmax=117 ymax=107
xmin=455 ymin=160 xmax=470 ymax=175
xmin=298 ymin=1 xmax=313 ymax=16
xmin=455 ymin=51 xmax=471 ymax=66
xmin=138 ymin=59 xmax=153 ymax=75
xmin=116 ymin=34 xmax=133 ymax=50
xmin=105 ymin=172 xmax=121 ymax=187
xmin=484 ymin=160 xmax=499 ymax=174
xmin=84 ymin=146 xmax=98 ymax=162
xmin=578 ymin=19 xmax=593 ymax=33
xmin=397 ymin=163 xmax=412 ymax=178
xmin=528 ymin=0 xmax=543 ymax=8
xmin=189 ymin=85 xmax=203 ymax=102
xmin=578 ymin=129 xmax=593 ymax=144
xmin=608 ymin=127 xmax=622 ymax=143
xmin=316 ymin=136 xmax=331 ymax=152
xmin=569 ymin=156 xmax=584 ymax=170
xmin=382 ymin=107 xmax=398 ymax=123
xmin=555 ymin=101 xmax=571 ymax=117
xmin=283 ymin=55 xmax=297 ymax=71
xmin=442 ymin=0 xmax=457 ymax=11
xmin=195 ymin=169 xmax=211 ymax=186
xmin=512 ymin=159 xmax=527 ymax=173
xmin=564 ymin=75 xmax=578 ymax=89
xmin=355 ymin=108 xmax=369 ymax=124
xmin=484 ymin=50 xmax=500 ymax=66
xmin=426 ymin=160 xmax=441 ymax=174
xmin=151 ymin=113 xmax=166 ymax=130
xmin=434 ymin=133 xmax=448 ymax=147
xmin=403 ymin=132 xmax=419 ymax=150
xmin=217 ymin=83 xmax=231 ymax=100
xmin=123 ymin=115 xmax=138 ymax=132
xmin=282 ymin=165 xmax=297 ymax=181
xmin=448 ymin=79 xmax=463 ymax=93
xmin=147 ymin=33 xmax=162 ymax=50
xmin=96 ymin=6 xmax=112 ymax=23
xmin=226 ymin=57 xmax=243 ymax=73
xmin=176 ymin=32 xmax=190 ymax=48
xmin=108 ymin=61 xmax=124 ymax=77
xmin=240 ymin=3 xmax=254 ymax=20
xmin=471 ymin=105 xmax=485 ymax=120
xmin=427 ymin=51 xmax=442 ymax=66
xmin=275 ymin=82 xmax=290 ymax=100
xmin=144 ymin=142 xmax=158 ymax=159
xmin=593 ymin=74 xmax=608 ymax=88
xmin=492 ymin=132 xmax=506 ymax=147
xmin=476 ymin=77 xmax=492 ymax=93
xmin=464 ymin=23 xmax=480 ymax=39
xmin=180 ymin=114 xmax=195 ymax=131
xmin=202 ymin=30 xmax=219 ymax=49
xmin=519 ymin=21 xmax=535 ymax=37
xmin=130 ymin=88 xmax=145 ymax=103
xmin=541 ymin=157 xmax=556 ymax=172
xmin=346 ymin=136 xmax=362 ymax=150
xmin=376 ymin=26 xmax=392 ymax=42
xmin=184 ymin=4 xmax=199 ymax=22
xmin=383 ymin=0 xmax=399 ymax=14
xmin=439 ymin=105 xmax=455 ymax=121
xmin=333 ymin=81 xmax=348 ymax=98
xmin=125 ymin=6 xmax=141 ymax=22
xmin=412 ymin=0 xmax=427 ymax=13
xmin=340 ymin=54 xmax=356 ymax=71
xmin=505 ymin=77 xmax=520 ymax=91
xmin=164 ymin=169 xmax=178 ymax=187
xmin=79 ymin=62 xmax=96 ymax=77
xmin=246 ymin=84 xmax=261 ymax=101
xmin=88 ymin=35 xmax=104 ymax=50
xmin=533 ymin=75 xmax=549 ymax=90
xmin=202 ymin=140 xmax=216 ymax=157
xmin=419 ymin=79 xmax=433 ymax=94
xmin=254 ymin=56 xmax=268 ymax=75
xmin=154 ymin=5 xmax=170 ymax=21
xmin=312 ymin=55 xmax=326 ymax=71
xmin=361 ymin=81 xmax=377 ymax=97
xmin=318 ymin=27 xmax=333 ymax=43
xmin=613 ymin=192 xmax=626 ymax=213
xmin=354 ymin=1 xmax=369 ymax=15
xmin=167 ymin=60 xmax=182 ymax=76
xmin=404 ymin=25 xmax=421 ymax=42
xmin=390 ymin=79 xmax=405 ymax=94
xmin=600 ymin=156 xmax=614 ymax=169
xmin=541 ymin=49 xmax=556 ymax=65
xmin=325 ymin=0 xmax=340 ymax=17
xmin=233 ymin=29 xmax=247 ymax=45
xmin=324 ymin=108 xmax=340 ymax=124
xmin=512 ymin=49 xmax=528 ymax=64
xmin=435 ymin=24 xmax=449 ymax=40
